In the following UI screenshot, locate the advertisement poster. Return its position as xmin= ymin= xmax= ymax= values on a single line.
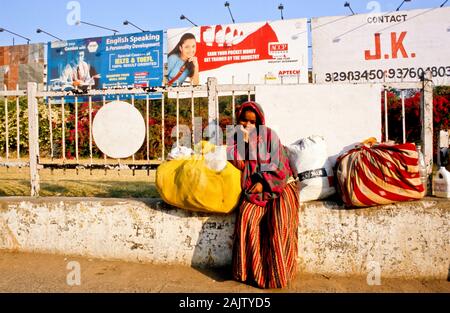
xmin=311 ymin=7 xmax=450 ymax=85
xmin=167 ymin=18 xmax=309 ymax=86
xmin=0 ymin=43 xmax=45 ymax=90
xmin=47 ymin=31 xmax=163 ymax=100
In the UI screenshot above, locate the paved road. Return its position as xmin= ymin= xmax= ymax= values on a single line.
xmin=0 ymin=251 xmax=448 ymax=293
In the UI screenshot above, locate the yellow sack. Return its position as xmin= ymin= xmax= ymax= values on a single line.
xmin=194 ymin=140 xmax=216 ymax=155
xmin=156 ymin=144 xmax=242 ymax=214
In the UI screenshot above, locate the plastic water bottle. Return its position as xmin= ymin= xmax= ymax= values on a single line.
xmin=416 ymin=145 xmax=427 ymax=190
xmin=432 ymin=167 xmax=450 ymax=198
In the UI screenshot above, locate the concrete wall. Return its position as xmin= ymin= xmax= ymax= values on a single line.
xmin=0 ymin=197 xmax=449 ymax=279
xmin=256 ymin=84 xmax=382 ymax=165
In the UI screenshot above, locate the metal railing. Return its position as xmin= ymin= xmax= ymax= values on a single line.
xmin=0 ymin=74 xmax=438 ymax=196
xmin=381 ymin=71 xmax=434 ymax=181
xmin=0 ymin=85 xmax=27 ymax=167
xmin=2 ymin=78 xmax=254 ymax=196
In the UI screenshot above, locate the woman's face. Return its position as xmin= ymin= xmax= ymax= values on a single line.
xmin=179 ymin=38 xmax=197 ymax=60
xmin=239 ymin=110 xmax=257 ymax=128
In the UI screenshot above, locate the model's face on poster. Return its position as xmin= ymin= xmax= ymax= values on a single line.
xmin=179 ymin=39 xmax=196 ymax=60
xmin=78 ymin=52 xmax=85 ymax=62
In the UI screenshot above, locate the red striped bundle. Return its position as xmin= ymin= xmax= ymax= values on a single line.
xmin=336 ymin=142 xmax=426 ymax=207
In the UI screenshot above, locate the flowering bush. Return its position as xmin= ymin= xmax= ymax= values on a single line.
xmin=381 ymin=87 xmax=450 ymax=159
xmin=0 ymin=94 xmax=249 ymax=160
xmin=0 ymin=97 xmax=67 ymax=159
xmin=65 ymin=102 xmax=102 ymax=159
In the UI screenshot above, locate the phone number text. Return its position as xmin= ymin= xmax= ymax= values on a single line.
xmin=324 ymin=66 xmax=450 ymax=82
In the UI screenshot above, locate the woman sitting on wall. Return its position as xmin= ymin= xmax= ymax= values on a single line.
xmin=227 ymin=101 xmax=300 ymax=289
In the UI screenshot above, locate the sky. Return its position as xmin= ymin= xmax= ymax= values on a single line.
xmin=0 ymin=0 xmax=447 ymax=46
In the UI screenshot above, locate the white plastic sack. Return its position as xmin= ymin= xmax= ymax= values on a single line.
xmin=204 ymin=145 xmax=228 ymax=172
xmin=168 ymin=146 xmax=194 ymax=160
xmin=287 ymin=135 xmax=336 ymax=202
xmin=168 ymin=144 xmax=228 ymax=172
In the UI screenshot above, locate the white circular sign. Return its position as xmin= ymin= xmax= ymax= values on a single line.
xmin=93 ymin=100 xmax=146 ymax=159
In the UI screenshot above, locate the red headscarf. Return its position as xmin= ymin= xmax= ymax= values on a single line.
xmin=227 ymin=101 xmax=293 ymax=207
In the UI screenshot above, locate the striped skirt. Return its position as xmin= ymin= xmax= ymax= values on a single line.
xmin=232 ymin=180 xmax=300 ymax=289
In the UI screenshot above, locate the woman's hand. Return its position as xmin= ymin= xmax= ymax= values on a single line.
xmin=248 ymin=182 xmax=263 ymax=194
xmin=189 ymin=56 xmax=199 ymax=68
xmin=240 ymin=124 xmax=256 ymax=143
xmin=240 ymin=125 xmax=249 ymax=143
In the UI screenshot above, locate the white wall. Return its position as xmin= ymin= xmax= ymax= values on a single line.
xmin=256 ymin=83 xmax=382 ymax=165
xmin=1 ymin=197 xmax=449 ymax=279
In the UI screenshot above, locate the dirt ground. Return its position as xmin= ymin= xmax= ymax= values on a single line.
xmin=0 ymin=251 xmax=448 ymax=293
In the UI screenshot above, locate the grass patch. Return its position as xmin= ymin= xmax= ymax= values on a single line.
xmin=0 ymin=167 xmax=159 ymax=198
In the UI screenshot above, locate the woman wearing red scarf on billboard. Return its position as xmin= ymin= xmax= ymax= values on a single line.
xmin=167 ymin=33 xmax=200 ymax=86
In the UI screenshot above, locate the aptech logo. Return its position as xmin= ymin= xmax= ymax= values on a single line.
xmin=279 ymin=70 xmax=300 ymax=77
xmin=269 ymin=43 xmax=289 ymax=56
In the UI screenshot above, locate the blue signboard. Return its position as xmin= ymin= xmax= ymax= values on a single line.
xmin=47 ymin=31 xmax=163 ymax=101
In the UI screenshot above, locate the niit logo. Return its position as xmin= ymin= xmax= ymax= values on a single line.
xmin=269 ymin=43 xmax=289 ymax=56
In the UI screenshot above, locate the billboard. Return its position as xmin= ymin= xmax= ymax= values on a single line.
xmin=311 ymin=7 xmax=450 ymax=85
xmin=0 ymin=43 xmax=45 ymax=90
xmin=47 ymin=31 xmax=163 ymax=99
xmin=167 ymin=18 xmax=309 ymax=86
